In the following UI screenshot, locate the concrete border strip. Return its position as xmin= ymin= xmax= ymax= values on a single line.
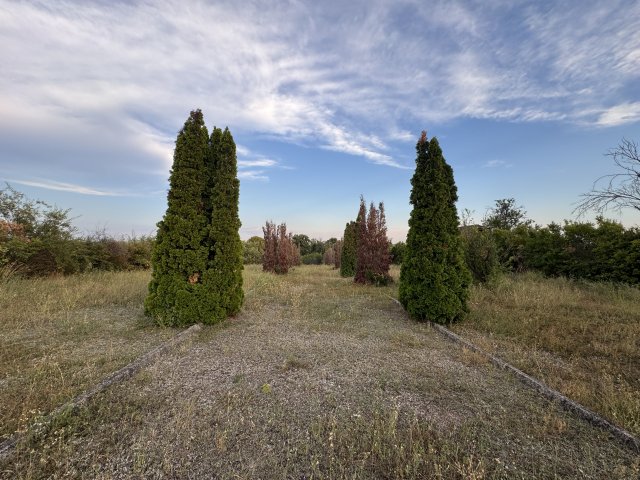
xmin=0 ymin=323 xmax=202 ymax=461
xmin=387 ymin=295 xmax=640 ymax=453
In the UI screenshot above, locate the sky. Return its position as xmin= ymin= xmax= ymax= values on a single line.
xmin=1 ymin=0 xmax=639 ymax=242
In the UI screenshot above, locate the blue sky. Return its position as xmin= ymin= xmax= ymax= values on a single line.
xmin=1 ymin=0 xmax=639 ymax=242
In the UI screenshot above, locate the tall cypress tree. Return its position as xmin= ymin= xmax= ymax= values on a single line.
xmin=145 ymin=110 xmax=210 ymax=326
xmin=399 ymin=131 xmax=471 ymax=324
xmin=340 ymin=221 xmax=357 ymax=277
xmin=199 ymin=127 xmax=244 ymax=321
xmin=354 ymin=197 xmax=369 ymax=283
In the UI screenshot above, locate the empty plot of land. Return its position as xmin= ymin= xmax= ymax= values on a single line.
xmin=3 ymin=266 xmax=637 ymax=479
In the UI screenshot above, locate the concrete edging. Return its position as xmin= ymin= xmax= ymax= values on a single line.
xmin=387 ymin=296 xmax=640 ymax=453
xmin=0 ymin=323 xmax=202 ymax=461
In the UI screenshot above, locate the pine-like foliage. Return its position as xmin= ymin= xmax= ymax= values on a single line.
xmin=200 ymin=127 xmax=244 ymax=321
xmin=145 ymin=110 xmax=210 ymax=326
xmin=145 ymin=112 xmax=244 ymax=326
xmin=354 ymin=198 xmax=369 ymax=283
xmin=340 ymin=221 xmax=357 ymax=277
xmin=399 ymin=131 xmax=471 ymax=324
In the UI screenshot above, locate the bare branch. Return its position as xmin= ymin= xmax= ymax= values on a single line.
xmin=574 ymin=138 xmax=640 ymax=216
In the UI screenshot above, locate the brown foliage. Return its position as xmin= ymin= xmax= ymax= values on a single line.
xmin=355 ymin=197 xmax=391 ymax=285
xmin=333 ymin=240 xmax=343 ymax=269
xmin=262 ymin=221 xmax=298 ymax=274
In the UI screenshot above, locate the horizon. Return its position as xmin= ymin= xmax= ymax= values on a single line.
xmin=1 ymin=0 xmax=639 ymax=242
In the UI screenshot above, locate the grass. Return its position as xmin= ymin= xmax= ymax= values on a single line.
xmin=3 ymin=265 xmax=639 ymax=479
xmin=0 ymin=270 xmax=176 ymax=441
xmin=455 ymin=271 xmax=640 ymax=438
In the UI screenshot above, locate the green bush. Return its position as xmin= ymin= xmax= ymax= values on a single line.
xmin=390 ymin=241 xmax=406 ymax=265
xmin=460 ymin=226 xmax=499 ymax=283
xmin=302 ymin=252 xmax=323 ymax=265
xmin=243 ymin=236 xmax=265 ymax=264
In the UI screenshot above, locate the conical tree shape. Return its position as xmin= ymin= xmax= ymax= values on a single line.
xmin=354 ymin=197 xmax=369 ymax=283
xmin=199 ymin=127 xmax=244 ymax=321
xmin=399 ymin=131 xmax=471 ymax=323
xmin=340 ymin=221 xmax=357 ymax=277
xmin=145 ymin=110 xmax=210 ymax=326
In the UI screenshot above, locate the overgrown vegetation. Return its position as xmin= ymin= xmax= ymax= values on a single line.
xmin=456 ymin=272 xmax=640 ymax=438
xmin=0 ymin=269 xmax=174 ymax=441
xmin=0 ymin=184 xmax=153 ymax=276
xmin=400 ymin=131 xmax=471 ymax=323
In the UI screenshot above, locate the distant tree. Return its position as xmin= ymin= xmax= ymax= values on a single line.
xmin=323 ymin=246 xmax=335 ymax=265
xmin=262 ymin=221 xmax=277 ymax=272
xmin=575 ymin=138 xmax=640 ymax=215
xmin=263 ymin=221 xmax=296 ymax=274
xmin=374 ymin=203 xmax=391 ymax=278
xmin=483 ymin=198 xmax=531 ymax=230
xmin=390 ymin=241 xmax=406 ymax=265
xmin=399 ymin=131 xmax=471 ymax=324
xmin=290 ymin=234 xmax=302 ymax=266
xmin=201 ymin=127 xmax=244 ymax=320
xmin=333 ymin=239 xmax=343 ymax=269
xmin=145 ymin=110 xmax=210 ymax=326
xmin=354 ymin=197 xmax=369 ymax=283
xmin=292 ymin=234 xmax=312 ymax=255
xmin=354 ymin=198 xmax=391 ymax=285
xmin=243 ymin=236 xmax=265 ymax=264
xmin=340 ymin=221 xmax=357 ymax=277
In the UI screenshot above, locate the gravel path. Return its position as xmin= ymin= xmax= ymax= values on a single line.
xmin=4 ymin=267 xmax=638 ymax=479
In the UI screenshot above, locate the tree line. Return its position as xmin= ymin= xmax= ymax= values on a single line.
xmin=4 ymin=109 xmax=637 ymax=327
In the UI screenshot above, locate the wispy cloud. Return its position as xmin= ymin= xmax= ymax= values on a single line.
xmin=237 ymin=158 xmax=278 ymax=168
xmin=596 ymin=102 xmax=640 ymax=127
xmin=237 ymin=170 xmax=268 ymax=181
xmin=8 ymin=179 xmax=134 ymax=196
xmin=483 ymin=159 xmax=512 ymax=169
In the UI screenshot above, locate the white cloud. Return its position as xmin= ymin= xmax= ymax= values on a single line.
xmin=596 ymin=102 xmax=640 ymax=127
xmin=238 ymin=170 xmax=268 ymax=181
xmin=8 ymin=179 xmax=134 ymax=196
xmin=482 ymin=159 xmax=512 ymax=168
xmin=237 ymin=159 xmax=278 ymax=168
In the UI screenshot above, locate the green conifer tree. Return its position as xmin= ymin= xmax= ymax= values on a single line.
xmin=199 ymin=127 xmax=244 ymax=321
xmin=145 ymin=110 xmax=210 ymax=326
xmin=340 ymin=221 xmax=357 ymax=277
xmin=399 ymin=131 xmax=471 ymax=324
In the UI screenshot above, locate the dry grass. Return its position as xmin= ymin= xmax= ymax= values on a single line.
xmin=0 ymin=270 xmax=175 ymax=440
xmin=455 ymin=271 xmax=640 ymax=437
xmin=3 ymin=265 xmax=638 ymax=479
